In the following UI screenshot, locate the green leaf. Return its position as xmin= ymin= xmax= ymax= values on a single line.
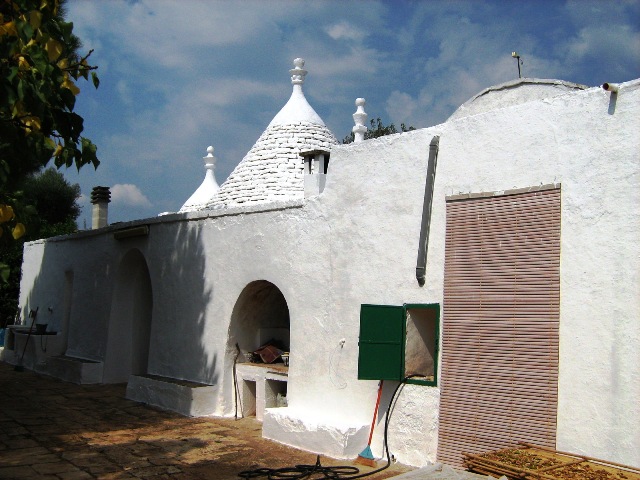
xmin=81 ymin=137 xmax=99 ymax=169
xmin=52 ymin=109 xmax=70 ymax=138
xmin=17 ymin=79 xmax=26 ymax=102
xmin=59 ymin=87 xmax=76 ymax=111
xmin=15 ymin=18 xmax=34 ymax=44
xmin=91 ymin=71 xmax=100 ymax=89
xmin=0 ymin=262 xmax=9 ymax=284
xmin=28 ymin=48 xmax=49 ymax=75
xmin=58 ymin=21 xmax=74 ymax=44
xmin=68 ymin=112 xmax=84 ymax=140
xmin=7 ymin=66 xmax=19 ymax=84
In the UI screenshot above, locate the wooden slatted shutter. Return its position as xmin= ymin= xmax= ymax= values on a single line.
xmin=437 ymin=188 xmax=561 ymax=467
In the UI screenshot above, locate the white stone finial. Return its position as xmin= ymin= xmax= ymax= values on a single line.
xmin=352 ymin=98 xmax=368 ymax=143
xmin=290 ymin=58 xmax=307 ymax=86
xmin=204 ymin=145 xmax=216 ymax=167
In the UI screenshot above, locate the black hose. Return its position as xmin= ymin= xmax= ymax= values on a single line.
xmin=237 ymin=375 xmax=419 ymax=479
xmin=234 ymin=343 xmax=242 ymax=420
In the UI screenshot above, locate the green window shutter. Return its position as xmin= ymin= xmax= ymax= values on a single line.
xmin=358 ymin=304 xmax=405 ymax=380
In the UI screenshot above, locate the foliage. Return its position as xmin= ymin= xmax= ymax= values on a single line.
xmin=342 ymin=117 xmax=415 ymax=144
xmin=22 ymin=166 xmax=80 ymax=226
xmin=0 ymin=0 xmax=99 ymax=281
xmin=0 ymin=167 xmax=80 ymax=327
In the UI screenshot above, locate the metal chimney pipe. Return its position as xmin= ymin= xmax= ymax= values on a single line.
xmin=90 ymin=186 xmax=111 ymax=229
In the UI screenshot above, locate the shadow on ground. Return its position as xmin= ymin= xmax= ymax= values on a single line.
xmin=0 ymin=362 xmax=412 ymax=479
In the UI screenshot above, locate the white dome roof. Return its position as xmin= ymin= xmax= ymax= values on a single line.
xmin=448 ymin=78 xmax=588 ymax=121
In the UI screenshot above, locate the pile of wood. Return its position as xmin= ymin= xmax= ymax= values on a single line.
xmin=463 ymin=443 xmax=640 ymax=480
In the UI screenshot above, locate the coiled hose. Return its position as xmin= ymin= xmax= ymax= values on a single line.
xmin=238 ymin=375 xmax=419 ymax=479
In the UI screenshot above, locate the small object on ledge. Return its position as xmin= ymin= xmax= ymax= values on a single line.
xmin=35 ymin=323 xmax=48 ymax=334
xmin=254 ymin=344 xmax=283 ymax=364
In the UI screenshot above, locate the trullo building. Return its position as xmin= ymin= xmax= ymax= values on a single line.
xmin=3 ymin=59 xmax=639 ymax=469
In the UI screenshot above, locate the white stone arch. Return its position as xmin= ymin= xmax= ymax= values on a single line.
xmin=103 ymin=248 xmax=153 ymax=383
xmin=227 ymin=280 xmax=291 ymax=356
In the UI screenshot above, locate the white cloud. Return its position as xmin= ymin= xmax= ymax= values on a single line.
xmin=563 ymin=25 xmax=640 ymax=78
xmin=111 ymin=184 xmax=152 ymax=207
xmin=326 ymin=21 xmax=366 ymax=42
xmin=116 ymin=80 xmax=132 ymax=106
xmin=385 ymin=91 xmax=418 ymax=125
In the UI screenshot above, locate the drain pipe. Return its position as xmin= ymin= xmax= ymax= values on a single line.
xmin=602 ymin=82 xmax=620 ymax=93
xmin=416 ymin=135 xmax=440 ymax=286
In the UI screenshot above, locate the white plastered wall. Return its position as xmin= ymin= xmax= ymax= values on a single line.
xmin=16 ymin=80 xmax=639 ymax=468
xmin=318 ymin=80 xmax=639 ymax=467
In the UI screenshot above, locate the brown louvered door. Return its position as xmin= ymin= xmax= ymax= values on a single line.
xmin=437 ymin=188 xmax=561 ymax=467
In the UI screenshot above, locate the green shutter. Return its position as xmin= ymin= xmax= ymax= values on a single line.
xmin=358 ymin=304 xmax=405 ymax=380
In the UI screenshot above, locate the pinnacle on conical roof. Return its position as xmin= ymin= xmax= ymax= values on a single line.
xmin=268 ymin=58 xmax=326 ymax=127
xmin=290 ymin=57 xmax=307 ymax=85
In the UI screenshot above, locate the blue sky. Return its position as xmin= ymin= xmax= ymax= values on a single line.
xmin=63 ymin=0 xmax=640 ymax=227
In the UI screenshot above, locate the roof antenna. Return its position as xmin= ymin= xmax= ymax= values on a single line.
xmin=512 ymin=51 xmax=523 ymax=78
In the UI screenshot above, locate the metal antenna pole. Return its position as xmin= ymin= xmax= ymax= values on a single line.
xmin=512 ymin=51 xmax=522 ymax=78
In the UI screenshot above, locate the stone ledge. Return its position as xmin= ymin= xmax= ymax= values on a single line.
xmin=126 ymin=374 xmax=217 ymax=417
xmin=46 ymin=355 xmax=103 ymax=384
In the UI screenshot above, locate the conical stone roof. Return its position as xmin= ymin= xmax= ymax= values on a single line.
xmin=207 ymin=58 xmax=337 ymax=209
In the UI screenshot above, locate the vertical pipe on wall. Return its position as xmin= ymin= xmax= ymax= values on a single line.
xmin=416 ymin=135 xmax=440 ymax=286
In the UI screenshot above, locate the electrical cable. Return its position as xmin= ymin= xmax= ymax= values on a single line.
xmin=237 ymin=375 xmax=420 ymax=479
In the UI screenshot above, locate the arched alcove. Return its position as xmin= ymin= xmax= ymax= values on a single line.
xmin=103 ymin=249 xmax=153 ymax=383
xmin=228 ymin=280 xmax=290 ymax=356
xmin=228 ymin=280 xmax=290 ymax=419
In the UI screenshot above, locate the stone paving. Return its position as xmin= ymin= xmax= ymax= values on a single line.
xmin=0 ymin=362 xmax=413 ymax=479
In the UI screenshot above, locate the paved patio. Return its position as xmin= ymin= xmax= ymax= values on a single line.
xmin=0 ymin=362 xmax=415 ymax=479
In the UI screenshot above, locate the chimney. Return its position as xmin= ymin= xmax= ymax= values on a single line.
xmin=90 ymin=186 xmax=111 ymax=229
xmin=301 ymin=149 xmax=330 ymax=197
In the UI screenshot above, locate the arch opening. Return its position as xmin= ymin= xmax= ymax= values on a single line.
xmin=104 ymin=249 xmax=153 ymax=383
xmin=229 ymin=280 xmax=290 ymax=357
xmin=228 ymin=280 xmax=291 ymax=419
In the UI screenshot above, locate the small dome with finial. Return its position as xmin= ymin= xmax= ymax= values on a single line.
xmin=179 ymin=145 xmax=220 ymax=212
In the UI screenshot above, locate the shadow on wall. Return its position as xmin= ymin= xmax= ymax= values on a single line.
xmin=15 ymin=238 xmax=114 ymax=368
xmin=15 ymin=218 xmax=218 ymax=396
xmin=150 ymin=220 xmax=218 ymax=387
xmin=103 ymin=248 xmax=153 ymax=383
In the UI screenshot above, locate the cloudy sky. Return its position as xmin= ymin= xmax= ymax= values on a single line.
xmin=63 ymin=0 xmax=640 ymax=227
